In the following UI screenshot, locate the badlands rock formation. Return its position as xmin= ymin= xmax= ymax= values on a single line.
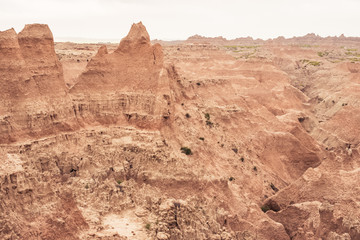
xmin=0 ymin=24 xmax=77 ymax=144
xmin=70 ymin=22 xmax=171 ymax=129
xmin=0 ymin=22 xmax=359 ymax=239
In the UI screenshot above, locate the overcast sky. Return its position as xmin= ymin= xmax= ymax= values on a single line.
xmin=1 ymin=0 xmax=359 ymax=42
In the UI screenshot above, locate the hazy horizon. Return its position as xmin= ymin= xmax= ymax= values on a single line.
xmin=1 ymin=0 xmax=359 ymax=42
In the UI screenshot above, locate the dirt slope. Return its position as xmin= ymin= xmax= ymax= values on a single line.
xmin=0 ymin=23 xmax=359 ymax=240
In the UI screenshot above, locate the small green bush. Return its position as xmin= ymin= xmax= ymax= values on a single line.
xmin=199 ymin=137 xmax=205 ymax=141
xmin=317 ymin=51 xmax=329 ymax=57
xmin=204 ymin=113 xmax=210 ymax=121
xmin=240 ymin=157 xmax=244 ymax=162
xmin=301 ymin=59 xmax=321 ymax=66
xmin=145 ymin=223 xmax=151 ymax=230
xmin=185 ymin=113 xmax=191 ymax=118
xmin=180 ymin=147 xmax=192 ymax=155
xmin=224 ymin=45 xmax=238 ymax=50
xmin=270 ymin=183 xmax=279 ymax=192
xmin=204 ymin=113 xmax=214 ymax=127
xmin=206 ymin=120 xmax=214 ymax=127
xmin=308 ymin=61 xmax=321 ymax=66
xmin=117 ymin=180 xmax=122 ymax=185
xmin=261 ymin=205 xmax=270 ymax=213
xmin=229 ymin=177 xmax=235 ymax=181
xmin=301 ymin=44 xmax=313 ymax=48
xmin=349 ymin=58 xmax=360 ymax=62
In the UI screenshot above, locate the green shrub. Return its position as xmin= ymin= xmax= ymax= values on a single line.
xmin=199 ymin=137 xmax=205 ymax=141
xmin=317 ymin=51 xmax=329 ymax=57
xmin=180 ymin=147 xmax=192 ymax=155
xmin=349 ymin=58 xmax=360 ymax=62
xmin=301 ymin=59 xmax=321 ymax=66
xmin=270 ymin=183 xmax=279 ymax=192
xmin=117 ymin=180 xmax=122 ymax=185
xmin=240 ymin=45 xmax=258 ymax=49
xmin=229 ymin=177 xmax=235 ymax=181
xmin=145 ymin=223 xmax=151 ymax=230
xmin=300 ymin=44 xmax=315 ymax=48
xmin=204 ymin=113 xmax=214 ymax=126
xmin=224 ymin=45 xmax=238 ymax=50
xmin=261 ymin=205 xmax=270 ymax=213
xmin=206 ymin=120 xmax=214 ymax=127
xmin=308 ymin=61 xmax=321 ymax=66
xmin=204 ymin=113 xmax=210 ymax=121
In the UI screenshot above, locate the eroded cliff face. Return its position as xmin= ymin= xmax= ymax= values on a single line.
xmin=0 ymin=24 xmax=78 ymax=144
xmin=0 ymin=23 xmax=359 ymax=240
xmin=262 ymin=41 xmax=360 ymax=240
xmin=70 ymin=22 xmax=171 ymax=129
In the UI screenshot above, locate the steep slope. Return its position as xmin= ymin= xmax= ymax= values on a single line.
xmin=0 ymin=28 xmax=33 ymax=143
xmin=263 ymin=43 xmax=360 ymax=240
xmin=18 ymin=24 xmax=67 ymax=96
xmin=0 ymin=24 xmax=84 ymax=239
xmin=1 ymin=22 xmax=359 ymax=240
xmin=70 ymin=22 xmax=171 ymax=129
xmin=0 ymin=24 xmax=78 ymax=144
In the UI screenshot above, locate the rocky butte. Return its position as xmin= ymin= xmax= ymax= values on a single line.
xmin=0 ymin=22 xmax=359 ymax=239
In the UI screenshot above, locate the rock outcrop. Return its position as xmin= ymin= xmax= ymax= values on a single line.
xmin=1 ymin=22 xmax=359 ymax=239
xmin=0 ymin=24 xmax=78 ymax=144
xmin=264 ymin=166 xmax=360 ymax=239
xmin=70 ymin=22 xmax=171 ymax=129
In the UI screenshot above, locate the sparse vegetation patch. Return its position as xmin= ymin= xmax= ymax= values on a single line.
xmin=261 ymin=205 xmax=270 ymax=213
xmin=301 ymin=59 xmax=321 ymax=66
xmin=204 ymin=113 xmax=214 ymax=127
xmin=180 ymin=147 xmax=192 ymax=155
xmin=204 ymin=113 xmax=210 ymax=121
xmin=317 ymin=51 xmax=329 ymax=57
xmin=270 ymin=183 xmax=279 ymax=192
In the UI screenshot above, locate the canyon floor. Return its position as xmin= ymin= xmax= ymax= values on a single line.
xmin=1 ymin=23 xmax=359 ymax=240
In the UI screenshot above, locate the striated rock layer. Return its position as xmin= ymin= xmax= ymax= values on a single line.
xmin=1 ymin=22 xmax=359 ymax=239
xmin=70 ymin=22 xmax=171 ymax=129
xmin=0 ymin=24 xmax=78 ymax=144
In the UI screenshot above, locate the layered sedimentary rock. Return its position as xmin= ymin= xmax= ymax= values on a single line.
xmin=0 ymin=25 xmax=83 ymax=239
xmin=0 ymin=28 xmax=30 ymax=142
xmin=18 ymin=24 xmax=67 ymax=96
xmin=70 ymin=22 xmax=171 ymax=129
xmin=186 ymin=33 xmax=360 ymax=46
xmin=264 ymin=165 xmax=360 ymax=239
xmin=0 ymin=24 xmax=77 ymax=144
xmin=1 ymin=22 xmax=360 ymax=239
